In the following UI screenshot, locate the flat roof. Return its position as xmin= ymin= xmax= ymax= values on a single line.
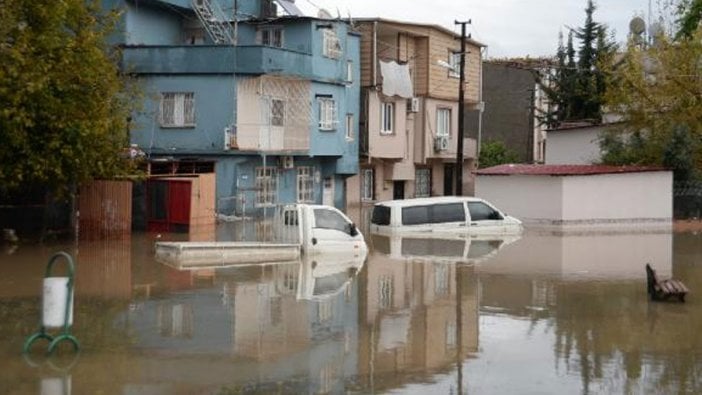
xmin=475 ymin=164 xmax=668 ymax=176
xmin=353 ymin=18 xmax=486 ymax=47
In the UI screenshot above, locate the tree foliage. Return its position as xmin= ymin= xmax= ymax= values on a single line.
xmin=601 ymin=24 xmax=702 ymax=180
xmin=538 ymin=0 xmax=616 ymax=127
xmin=0 ymin=0 xmax=138 ymax=196
xmin=479 ymin=140 xmax=520 ymax=169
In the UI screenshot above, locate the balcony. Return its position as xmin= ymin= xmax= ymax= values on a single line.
xmin=121 ymin=45 xmax=237 ymax=74
xmin=236 ymin=46 xmax=312 ymax=78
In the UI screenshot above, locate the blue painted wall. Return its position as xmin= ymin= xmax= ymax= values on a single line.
xmin=125 ymin=3 xmax=184 ymax=45
xmin=130 ymin=75 xmax=236 ymax=154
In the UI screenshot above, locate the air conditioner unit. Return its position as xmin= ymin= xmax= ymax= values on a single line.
xmin=280 ymin=156 xmax=294 ymax=169
xmin=407 ymin=97 xmax=419 ymax=113
xmin=434 ymin=136 xmax=449 ymax=152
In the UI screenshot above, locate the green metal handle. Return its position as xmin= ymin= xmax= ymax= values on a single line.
xmin=45 ymin=252 xmax=75 ymax=281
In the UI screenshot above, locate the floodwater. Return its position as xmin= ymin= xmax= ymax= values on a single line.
xmin=1 ymin=223 xmax=701 ymax=394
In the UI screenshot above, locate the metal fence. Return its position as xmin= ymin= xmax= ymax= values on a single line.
xmin=673 ymin=181 xmax=702 ymax=219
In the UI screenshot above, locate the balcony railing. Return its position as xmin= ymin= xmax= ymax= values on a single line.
xmin=236 ymin=46 xmax=312 ymax=78
xmin=121 ymin=45 xmax=237 ymax=74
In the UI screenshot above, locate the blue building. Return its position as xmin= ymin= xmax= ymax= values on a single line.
xmin=107 ymin=0 xmax=360 ymax=218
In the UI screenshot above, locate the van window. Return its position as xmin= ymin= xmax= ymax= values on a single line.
xmin=371 ymin=205 xmax=391 ymax=225
xmin=402 ymin=203 xmax=465 ymax=225
xmin=468 ymin=202 xmax=503 ymax=221
xmin=314 ymin=209 xmax=349 ymax=233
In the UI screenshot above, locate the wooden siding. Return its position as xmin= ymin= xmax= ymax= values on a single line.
xmin=359 ymin=23 xmax=374 ymax=87
xmin=79 ymin=180 xmax=132 ymax=239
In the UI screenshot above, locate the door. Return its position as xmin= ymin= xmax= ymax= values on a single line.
xmin=393 ymin=181 xmax=405 ymax=200
xmin=443 ymin=164 xmax=455 ymax=196
xmin=323 ymin=177 xmax=335 ymax=206
xmin=467 ymin=201 xmax=508 ymax=234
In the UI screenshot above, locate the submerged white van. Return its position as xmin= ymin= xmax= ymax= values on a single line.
xmin=370 ymin=197 xmax=522 ymax=235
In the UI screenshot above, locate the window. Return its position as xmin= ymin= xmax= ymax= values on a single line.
xmin=401 ymin=203 xmax=465 ymax=225
xmin=448 ymin=51 xmax=461 ymax=78
xmin=313 ymin=208 xmax=351 ymax=233
xmin=318 ymin=98 xmax=336 ymax=130
xmin=297 ymin=167 xmax=314 ymax=203
xmin=270 ymin=98 xmax=285 ymax=127
xmin=255 ymin=167 xmax=278 ymax=206
xmin=381 ymin=102 xmax=394 ymax=134
xmin=322 ymin=28 xmax=341 ymax=58
xmin=468 ymin=202 xmax=503 ymax=221
xmin=259 ymin=26 xmax=283 ymax=47
xmin=347 ymin=60 xmax=353 ymax=83
xmin=361 ymin=168 xmax=374 ymax=201
xmin=415 ymin=168 xmax=431 ymax=198
xmin=160 ymin=92 xmax=195 ymax=127
xmin=371 ymin=205 xmax=391 ymax=225
xmin=345 ymin=114 xmax=354 ymax=140
xmin=437 ymin=108 xmax=451 ymax=137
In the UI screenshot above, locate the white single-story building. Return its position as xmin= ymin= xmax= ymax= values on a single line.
xmin=545 ymin=122 xmax=609 ymax=165
xmin=475 ymin=164 xmax=673 ymax=228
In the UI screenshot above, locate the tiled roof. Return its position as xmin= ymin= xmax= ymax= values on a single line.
xmin=475 ymin=164 xmax=668 ymax=176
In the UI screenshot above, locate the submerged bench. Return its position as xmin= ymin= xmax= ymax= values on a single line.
xmin=646 ymin=263 xmax=689 ymax=303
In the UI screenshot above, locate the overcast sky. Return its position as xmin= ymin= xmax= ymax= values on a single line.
xmin=296 ymin=0 xmax=659 ymax=58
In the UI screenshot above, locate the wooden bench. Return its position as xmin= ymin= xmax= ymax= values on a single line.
xmin=646 ymin=263 xmax=689 ymax=302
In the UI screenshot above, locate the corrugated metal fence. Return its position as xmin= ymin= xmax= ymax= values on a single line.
xmin=78 ymin=180 xmax=132 ymax=238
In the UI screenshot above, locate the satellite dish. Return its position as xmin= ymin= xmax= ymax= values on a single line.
xmin=318 ymin=8 xmax=333 ymax=19
xmin=629 ymin=17 xmax=646 ymax=35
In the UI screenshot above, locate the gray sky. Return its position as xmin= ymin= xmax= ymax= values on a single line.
xmin=296 ymin=0 xmax=657 ymax=58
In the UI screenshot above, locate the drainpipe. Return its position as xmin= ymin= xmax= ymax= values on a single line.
xmin=372 ymin=21 xmax=378 ymax=87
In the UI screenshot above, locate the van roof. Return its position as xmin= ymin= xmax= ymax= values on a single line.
xmin=374 ymin=196 xmax=484 ymax=208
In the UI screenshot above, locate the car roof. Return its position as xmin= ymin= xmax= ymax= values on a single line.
xmin=374 ymin=196 xmax=485 ymax=208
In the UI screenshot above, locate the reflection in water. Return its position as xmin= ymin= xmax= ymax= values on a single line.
xmin=0 ymin=229 xmax=701 ymax=393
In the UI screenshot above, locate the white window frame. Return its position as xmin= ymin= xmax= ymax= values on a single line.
xmin=259 ymin=26 xmax=283 ymax=48
xmin=436 ymin=107 xmax=451 ymax=137
xmin=160 ymin=92 xmax=195 ymax=127
xmin=269 ymin=98 xmax=285 ymax=127
xmin=318 ymin=97 xmax=337 ymax=130
xmin=380 ymin=102 xmax=394 ymax=135
xmin=297 ymin=166 xmax=314 ymax=203
xmin=346 ymin=60 xmax=353 ymax=83
xmin=361 ymin=168 xmax=374 ymax=201
xmin=448 ymin=51 xmax=461 ymax=79
xmin=322 ymin=28 xmax=341 ymax=59
xmin=345 ymin=114 xmax=354 ymax=141
xmin=255 ymin=167 xmax=278 ymax=207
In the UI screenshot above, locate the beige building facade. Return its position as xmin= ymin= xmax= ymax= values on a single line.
xmin=346 ymin=18 xmax=483 ymax=217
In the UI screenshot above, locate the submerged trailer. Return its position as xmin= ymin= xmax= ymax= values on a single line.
xmin=155 ymin=204 xmax=367 ymax=268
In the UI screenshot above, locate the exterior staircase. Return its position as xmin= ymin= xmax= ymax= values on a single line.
xmin=191 ymin=0 xmax=235 ymax=45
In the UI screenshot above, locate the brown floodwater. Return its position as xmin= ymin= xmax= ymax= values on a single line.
xmin=1 ymin=224 xmax=701 ymax=394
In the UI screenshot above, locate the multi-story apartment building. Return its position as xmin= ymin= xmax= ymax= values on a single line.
xmin=346 ymin=18 xmax=484 ymax=215
xmin=105 ymin=0 xmax=359 ymax=222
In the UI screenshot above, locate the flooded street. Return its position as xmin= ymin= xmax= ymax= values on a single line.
xmin=1 ymin=226 xmax=701 ymax=394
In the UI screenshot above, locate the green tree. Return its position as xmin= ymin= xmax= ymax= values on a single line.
xmin=0 ymin=0 xmax=137 ymax=197
xmin=479 ymin=140 xmax=520 ymax=169
xmin=538 ymin=0 xmax=615 ymax=126
xmin=601 ymin=24 xmax=702 ymax=179
xmin=676 ymin=0 xmax=702 ymax=39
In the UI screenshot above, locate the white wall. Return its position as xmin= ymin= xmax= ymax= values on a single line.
xmin=475 ymin=175 xmax=563 ymax=223
xmin=546 ymin=127 xmax=602 ymax=165
xmin=561 ymin=171 xmax=673 ymax=221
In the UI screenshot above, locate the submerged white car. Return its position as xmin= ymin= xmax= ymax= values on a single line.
xmin=370 ymin=196 xmax=522 ymax=235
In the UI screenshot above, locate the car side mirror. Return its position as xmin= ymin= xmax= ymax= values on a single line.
xmin=348 ymin=223 xmax=358 ymax=237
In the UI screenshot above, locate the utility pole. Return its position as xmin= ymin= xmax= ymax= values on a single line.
xmin=455 ymin=20 xmax=470 ymax=196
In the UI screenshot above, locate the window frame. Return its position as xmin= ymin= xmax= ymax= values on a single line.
xmin=380 ymin=102 xmax=394 ymax=135
xmin=160 ymin=92 xmax=195 ymax=128
xmin=345 ymin=113 xmax=354 ymax=141
xmin=318 ymin=97 xmax=337 ymax=131
xmin=269 ymin=98 xmax=285 ymax=127
xmin=448 ymin=51 xmax=461 ymax=79
xmin=346 ymin=60 xmax=353 ymax=83
xmin=436 ymin=107 xmax=451 ymax=138
xmin=255 ymin=167 xmax=278 ymax=207
xmin=296 ymin=166 xmax=314 ymax=203
xmin=259 ymin=26 xmax=284 ymax=48
xmin=322 ymin=28 xmax=342 ymax=59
